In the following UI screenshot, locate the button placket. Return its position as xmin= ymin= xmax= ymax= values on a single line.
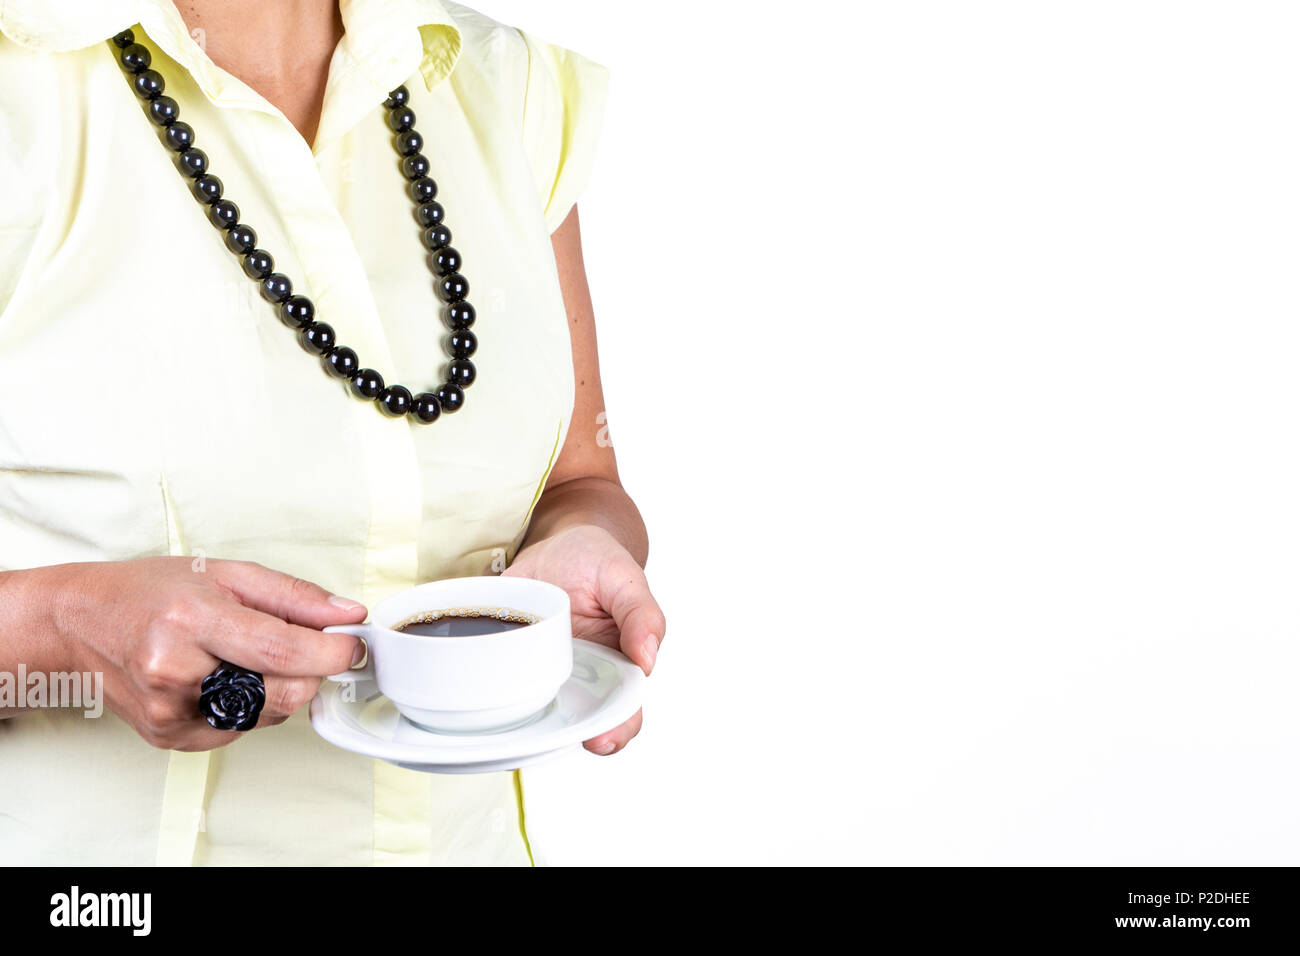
xmin=269 ymin=132 xmax=426 ymax=609
xmin=286 ymin=109 xmax=436 ymax=867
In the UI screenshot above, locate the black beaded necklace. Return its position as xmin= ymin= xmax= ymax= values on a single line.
xmin=110 ymin=29 xmax=477 ymax=424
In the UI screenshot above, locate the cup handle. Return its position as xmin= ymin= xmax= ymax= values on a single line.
xmin=324 ymin=624 xmax=374 ymax=682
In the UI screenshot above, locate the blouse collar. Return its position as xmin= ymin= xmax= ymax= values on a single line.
xmin=0 ymin=0 xmax=463 ymax=93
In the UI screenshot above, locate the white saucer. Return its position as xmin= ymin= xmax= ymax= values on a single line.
xmin=309 ymin=639 xmax=645 ymax=773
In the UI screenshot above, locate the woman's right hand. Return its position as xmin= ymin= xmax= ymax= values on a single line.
xmin=8 ymin=557 xmax=367 ymax=751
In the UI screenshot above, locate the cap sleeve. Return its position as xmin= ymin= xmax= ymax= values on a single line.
xmin=516 ymin=30 xmax=610 ymax=234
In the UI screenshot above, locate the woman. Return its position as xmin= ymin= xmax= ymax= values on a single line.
xmin=0 ymin=0 xmax=664 ymax=866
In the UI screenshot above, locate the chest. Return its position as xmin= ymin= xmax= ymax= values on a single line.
xmin=0 ymin=41 xmax=574 ymax=593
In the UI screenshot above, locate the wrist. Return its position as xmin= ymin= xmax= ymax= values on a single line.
xmin=519 ymin=519 xmax=616 ymax=555
xmin=1 ymin=563 xmax=86 ymax=675
xmin=523 ymin=478 xmax=648 ymax=566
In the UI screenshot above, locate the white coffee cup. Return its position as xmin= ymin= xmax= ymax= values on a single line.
xmin=323 ymin=576 xmax=572 ymax=734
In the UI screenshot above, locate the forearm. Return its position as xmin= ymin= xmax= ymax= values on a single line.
xmin=0 ymin=564 xmax=79 ymax=716
xmin=530 ymin=209 xmax=648 ymax=567
xmin=521 ymin=476 xmax=649 ymax=567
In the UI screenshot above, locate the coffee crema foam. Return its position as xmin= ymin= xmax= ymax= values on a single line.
xmin=392 ymin=606 xmax=541 ymax=630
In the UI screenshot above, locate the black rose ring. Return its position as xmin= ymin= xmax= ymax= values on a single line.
xmin=199 ymin=663 xmax=266 ymax=731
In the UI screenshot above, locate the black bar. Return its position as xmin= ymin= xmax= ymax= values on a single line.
xmin=4 ymin=866 xmax=1292 ymax=942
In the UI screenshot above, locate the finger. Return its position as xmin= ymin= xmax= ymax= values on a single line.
xmin=211 ymin=560 xmax=368 ymax=629
xmin=595 ymin=557 xmax=666 ymax=675
xmin=173 ymin=676 xmax=318 ymax=744
xmin=130 ymin=702 xmax=249 ymax=752
xmin=170 ymin=717 xmax=279 ymax=751
xmin=583 ymin=708 xmax=642 ymax=756
xmin=260 ymin=675 xmax=324 ymax=719
xmin=169 ymin=727 xmax=247 ymax=752
xmin=132 ymin=676 xmax=317 ymax=751
xmin=136 ymin=648 xmax=323 ymax=717
xmin=196 ymin=600 xmax=361 ymax=678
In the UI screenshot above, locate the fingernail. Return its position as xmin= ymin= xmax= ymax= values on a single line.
xmin=351 ymin=640 xmax=367 ymax=667
xmin=643 ymin=635 xmax=659 ymax=671
xmin=329 ymin=594 xmax=364 ymax=612
xmin=594 ymin=740 xmax=616 ymax=755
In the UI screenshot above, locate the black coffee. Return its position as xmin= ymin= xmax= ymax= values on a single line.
xmin=392 ymin=606 xmax=540 ymax=638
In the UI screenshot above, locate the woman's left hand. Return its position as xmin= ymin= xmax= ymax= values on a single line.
xmin=503 ymin=524 xmax=665 ymax=754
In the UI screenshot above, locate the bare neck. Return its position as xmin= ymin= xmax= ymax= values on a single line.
xmin=171 ymin=0 xmax=343 ymax=146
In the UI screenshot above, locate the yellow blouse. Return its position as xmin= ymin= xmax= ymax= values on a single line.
xmin=0 ymin=0 xmax=608 ymax=865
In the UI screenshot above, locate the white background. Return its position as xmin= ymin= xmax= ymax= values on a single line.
xmin=489 ymin=1 xmax=1300 ymax=864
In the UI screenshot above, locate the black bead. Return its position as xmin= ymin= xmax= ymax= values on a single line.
xmin=416 ymin=200 xmax=443 ymax=226
xmin=176 ymin=147 xmax=208 ymax=177
xmin=436 ymin=383 xmax=464 ymax=413
xmin=447 ymin=359 xmax=476 ymax=388
xmin=448 ymin=328 xmax=477 ymax=358
xmin=437 ymin=273 xmax=469 ymax=302
xmin=133 ymin=69 xmax=164 ymax=99
xmin=120 ymin=43 xmax=151 ymax=74
xmin=260 ymin=273 xmax=292 ymax=303
xmin=385 ymin=86 xmax=410 ymax=109
xmin=422 ymin=224 xmax=452 ymax=249
xmin=350 ymin=368 xmax=385 ymax=399
xmin=412 ymin=392 xmax=442 ymax=423
xmin=401 ymin=154 xmax=430 ymax=180
xmin=409 ymin=178 xmax=437 ymax=203
xmin=376 ymin=385 xmax=413 ymax=417
xmin=113 ymin=30 xmax=135 ymax=48
xmin=430 ymin=246 xmax=461 ymax=276
xmin=191 ymin=174 xmax=223 ymax=204
xmin=163 ymin=121 xmax=194 ymax=151
xmin=447 ymin=301 xmax=475 ymax=329
xmin=242 ymin=249 xmax=274 ymax=279
xmin=225 ymin=224 xmax=257 ymax=254
xmin=278 ymin=295 xmax=315 ymax=329
xmin=387 ymin=106 xmax=415 ymax=131
xmin=148 ymin=96 xmax=179 ymax=126
xmin=299 ymin=322 xmax=336 ymax=354
xmin=322 ymin=346 xmax=359 ymax=378
xmin=208 ymin=200 xmax=239 ymax=229
xmin=395 ymin=130 xmax=423 ymax=156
